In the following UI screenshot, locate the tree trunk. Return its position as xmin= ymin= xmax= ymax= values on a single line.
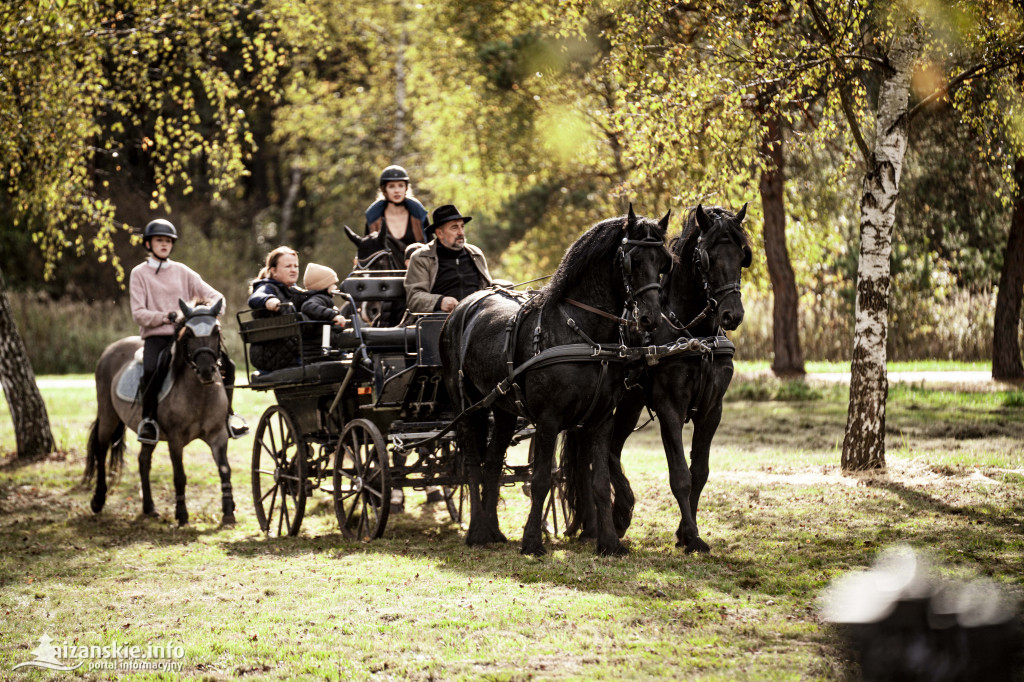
xmin=758 ymin=112 xmax=805 ymax=376
xmin=992 ymin=157 xmax=1024 ymax=380
xmin=841 ymin=33 xmax=919 ymax=472
xmin=0 ymin=266 xmax=55 ymax=458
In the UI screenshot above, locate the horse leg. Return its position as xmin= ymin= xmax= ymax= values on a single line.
xmin=687 ymin=401 xmax=724 ymax=552
xmin=168 ymin=439 xmax=189 ymax=527
xmin=208 ymin=434 xmax=235 ymax=525
xmin=87 ymin=419 xmax=111 ymax=513
xmin=608 ymin=390 xmax=644 ymax=538
xmin=587 ymin=417 xmax=628 ymax=556
xmin=138 ymin=441 xmax=159 ymax=517
xmin=480 ymin=410 xmax=516 ymax=544
xmin=521 ymin=419 xmax=558 ymax=556
xmin=461 ymin=410 xmax=491 ymax=547
xmin=658 ymin=405 xmax=707 ymax=553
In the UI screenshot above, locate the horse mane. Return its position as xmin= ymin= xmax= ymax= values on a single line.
xmin=663 ymin=205 xmax=749 ymax=305
xmin=534 ymin=214 xmax=657 ymax=307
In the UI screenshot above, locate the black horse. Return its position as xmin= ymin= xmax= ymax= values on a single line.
xmin=563 ymin=203 xmax=751 ymax=553
xmin=343 ymin=225 xmax=406 ymax=326
xmin=439 ymin=206 xmax=672 ymax=556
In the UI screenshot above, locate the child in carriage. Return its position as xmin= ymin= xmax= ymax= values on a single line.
xmin=129 ymin=218 xmax=248 ymax=444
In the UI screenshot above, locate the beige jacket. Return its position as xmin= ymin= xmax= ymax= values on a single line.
xmin=404 ymin=240 xmax=492 ymax=313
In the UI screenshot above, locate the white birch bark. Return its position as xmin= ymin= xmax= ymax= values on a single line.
xmin=0 ymin=266 xmax=55 ymax=458
xmin=841 ymin=32 xmax=920 ymax=471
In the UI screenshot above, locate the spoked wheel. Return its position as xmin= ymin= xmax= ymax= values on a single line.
xmin=444 ymin=484 xmax=470 ymax=528
xmin=543 ymin=464 xmax=571 ymax=538
xmin=333 ymin=419 xmax=391 ymax=541
xmin=252 ymin=405 xmax=307 ymax=537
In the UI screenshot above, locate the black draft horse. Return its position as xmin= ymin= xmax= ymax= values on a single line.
xmin=84 ymin=300 xmax=236 ymax=526
xmin=440 ymin=207 xmax=673 ymax=556
xmin=563 ymin=203 xmax=751 ymax=553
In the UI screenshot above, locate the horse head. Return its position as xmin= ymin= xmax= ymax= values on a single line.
xmin=620 ymin=204 xmax=673 ymax=332
xmin=686 ymin=203 xmax=751 ymax=331
xmin=177 ymin=298 xmax=223 ymax=384
xmin=344 ymin=225 xmax=401 ymax=271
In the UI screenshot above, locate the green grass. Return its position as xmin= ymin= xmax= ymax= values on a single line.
xmin=735 ymin=359 xmax=992 ymax=373
xmin=1 ymin=379 xmax=1023 ymax=680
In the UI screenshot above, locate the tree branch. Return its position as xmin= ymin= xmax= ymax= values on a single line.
xmin=906 ymin=56 xmax=1019 ymax=121
xmin=838 ymin=84 xmax=872 ymax=166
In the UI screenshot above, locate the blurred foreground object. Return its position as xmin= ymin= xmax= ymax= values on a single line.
xmin=820 ymin=545 xmax=1022 ymax=681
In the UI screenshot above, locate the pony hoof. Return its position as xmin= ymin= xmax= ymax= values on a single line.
xmin=465 ymin=529 xmax=491 ymax=547
xmin=90 ymin=497 xmax=104 ymax=514
xmin=221 ymin=515 xmax=237 ymax=526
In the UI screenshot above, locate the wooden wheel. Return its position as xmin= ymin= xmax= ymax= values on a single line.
xmin=444 ymin=484 xmax=470 ymax=528
xmin=333 ymin=419 xmax=391 ymax=541
xmin=251 ymin=405 xmax=307 ymax=537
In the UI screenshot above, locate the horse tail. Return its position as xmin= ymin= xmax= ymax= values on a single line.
xmin=559 ymin=432 xmax=582 ymax=537
xmin=609 ymin=452 xmax=635 ymax=538
xmin=109 ymin=422 xmax=126 ymax=483
xmin=83 ymin=420 xmax=102 ymax=485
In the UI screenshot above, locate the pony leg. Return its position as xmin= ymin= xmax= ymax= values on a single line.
xmin=480 ymin=410 xmax=517 ymax=544
xmin=87 ymin=420 xmax=110 ymax=513
xmin=521 ymin=419 xmax=558 ymax=556
xmin=587 ymin=417 xmax=628 ymax=556
xmin=658 ymin=406 xmax=708 ymax=554
xmin=167 ymin=439 xmax=189 ymax=527
xmin=461 ymin=410 xmax=491 ymax=547
xmin=209 ymin=435 xmax=235 ymax=525
xmin=138 ymin=442 xmax=159 ymax=517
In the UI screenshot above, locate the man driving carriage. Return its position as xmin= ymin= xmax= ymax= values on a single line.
xmin=404 ymin=204 xmax=492 ymax=314
xmin=130 ymin=219 xmax=248 ymax=444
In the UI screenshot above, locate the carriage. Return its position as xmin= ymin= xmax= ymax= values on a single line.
xmin=237 ymin=269 xmax=551 ymax=540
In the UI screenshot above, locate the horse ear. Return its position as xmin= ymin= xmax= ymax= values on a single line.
xmin=179 ymin=299 xmax=191 ymax=317
xmin=657 ymin=210 xmax=671 ymax=236
xmin=343 ymin=225 xmax=362 ymax=245
xmin=211 ymin=298 xmax=224 ymax=317
xmin=625 ymin=203 xmax=637 ymax=230
xmin=736 ymin=202 xmax=748 ymax=223
xmin=695 ymin=204 xmax=713 ymax=233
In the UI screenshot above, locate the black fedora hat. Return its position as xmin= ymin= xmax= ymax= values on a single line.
xmin=427 ymin=204 xmax=472 ymax=240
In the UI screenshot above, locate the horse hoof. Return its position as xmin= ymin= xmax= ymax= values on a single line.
xmin=679 ymin=537 xmax=711 ymax=554
xmin=221 ymin=515 xmax=237 ymax=526
xmin=520 ymin=541 xmax=546 ymax=557
xmin=90 ymin=497 xmax=104 ymax=514
xmin=465 ymin=530 xmax=491 ymax=547
xmin=491 ymin=530 xmax=508 ymax=544
xmin=176 ymin=515 xmax=189 ymax=527
xmin=597 ymin=541 xmax=629 ymax=557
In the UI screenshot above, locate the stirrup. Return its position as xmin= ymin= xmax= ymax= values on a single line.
xmin=137 ymin=418 xmax=160 ymax=445
xmin=227 ymin=414 xmax=250 ymax=439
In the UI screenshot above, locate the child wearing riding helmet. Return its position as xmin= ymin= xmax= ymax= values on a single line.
xmin=363 ymin=164 xmax=429 ymax=256
xmin=129 ymin=218 xmax=248 ymax=444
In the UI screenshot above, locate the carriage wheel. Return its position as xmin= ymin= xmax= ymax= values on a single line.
xmin=251 ymin=406 xmax=307 ymax=537
xmin=443 ymin=484 xmax=470 ymax=528
xmin=333 ymin=419 xmax=391 ymax=541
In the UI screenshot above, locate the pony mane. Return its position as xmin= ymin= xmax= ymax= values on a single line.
xmin=534 ymin=213 xmax=661 ymax=307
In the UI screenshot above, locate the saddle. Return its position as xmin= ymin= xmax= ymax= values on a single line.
xmin=114 ymin=347 xmax=175 ymax=403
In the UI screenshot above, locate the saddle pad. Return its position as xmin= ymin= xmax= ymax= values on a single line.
xmin=115 ymin=357 xmax=174 ymax=403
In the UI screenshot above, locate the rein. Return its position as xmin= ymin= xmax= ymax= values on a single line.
xmin=564 ymin=298 xmax=637 ymax=329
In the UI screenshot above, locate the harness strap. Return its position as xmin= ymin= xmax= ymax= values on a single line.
xmin=564 ymin=298 xmax=638 ymax=329
xmin=569 ymin=360 xmax=609 ymax=431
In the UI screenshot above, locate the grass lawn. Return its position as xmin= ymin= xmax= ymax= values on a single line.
xmin=1 ymin=376 xmax=1022 ymax=680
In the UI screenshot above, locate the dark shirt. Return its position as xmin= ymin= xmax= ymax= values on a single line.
xmin=430 ymin=244 xmax=483 ymax=310
xmin=248 ymin=278 xmax=309 ymax=318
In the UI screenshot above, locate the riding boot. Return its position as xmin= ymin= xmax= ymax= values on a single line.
xmin=138 ymin=368 xmax=161 ymax=445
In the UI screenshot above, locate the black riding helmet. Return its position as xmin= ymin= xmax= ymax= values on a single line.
xmin=143 ymin=219 xmax=178 ymax=243
xmin=379 ymin=165 xmax=410 ymax=187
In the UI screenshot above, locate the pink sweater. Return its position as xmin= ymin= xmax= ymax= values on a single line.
xmin=130 ymin=259 xmax=224 ymax=338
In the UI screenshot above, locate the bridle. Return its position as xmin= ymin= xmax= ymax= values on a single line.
xmin=177 ymin=314 xmax=221 ymax=376
xmin=565 ymin=230 xmax=668 ymax=331
xmin=355 ymin=249 xmax=400 ymax=271
xmin=663 ymin=233 xmax=744 ymax=335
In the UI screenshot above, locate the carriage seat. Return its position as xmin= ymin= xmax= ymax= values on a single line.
xmin=249 ymin=360 xmax=350 ymax=387
xmin=339 ymin=273 xmax=406 ymax=303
